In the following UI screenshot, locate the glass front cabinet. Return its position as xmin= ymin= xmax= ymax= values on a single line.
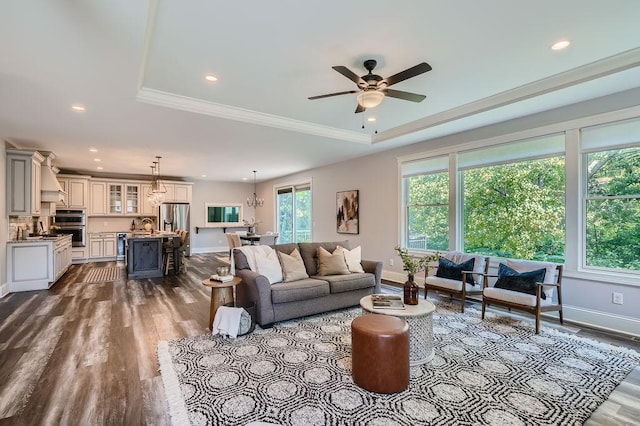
xmin=108 ymin=183 xmax=139 ymax=215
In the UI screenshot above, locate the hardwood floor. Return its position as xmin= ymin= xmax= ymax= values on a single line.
xmin=0 ymin=255 xmax=637 ymax=425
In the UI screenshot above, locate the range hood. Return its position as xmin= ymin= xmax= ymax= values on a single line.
xmin=40 ymin=152 xmax=66 ymax=202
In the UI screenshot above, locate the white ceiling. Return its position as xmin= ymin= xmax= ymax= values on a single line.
xmin=1 ymin=1 xmax=640 ymax=182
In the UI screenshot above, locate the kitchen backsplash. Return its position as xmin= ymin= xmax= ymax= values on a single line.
xmin=87 ymin=216 xmax=156 ymax=233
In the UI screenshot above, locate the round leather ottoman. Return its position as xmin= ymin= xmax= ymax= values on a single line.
xmin=351 ymin=314 xmax=410 ymax=393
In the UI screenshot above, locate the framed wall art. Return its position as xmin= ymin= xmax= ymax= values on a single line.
xmin=336 ymin=190 xmax=359 ymax=234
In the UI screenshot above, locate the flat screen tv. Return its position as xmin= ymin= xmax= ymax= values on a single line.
xmin=204 ymin=203 xmax=243 ymax=227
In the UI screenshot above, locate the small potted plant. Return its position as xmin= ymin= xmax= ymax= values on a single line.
xmin=394 ymin=246 xmax=440 ymax=305
xmin=242 ymin=218 xmax=261 ymax=235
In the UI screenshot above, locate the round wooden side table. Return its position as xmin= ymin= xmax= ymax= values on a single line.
xmin=201 ymin=276 xmax=242 ymax=330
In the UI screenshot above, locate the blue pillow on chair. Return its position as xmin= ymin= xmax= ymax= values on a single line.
xmin=435 ymin=257 xmax=476 ymax=286
xmin=494 ymin=263 xmax=547 ymax=299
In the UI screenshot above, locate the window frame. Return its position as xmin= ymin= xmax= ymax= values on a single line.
xmin=274 ymin=179 xmax=312 ymax=244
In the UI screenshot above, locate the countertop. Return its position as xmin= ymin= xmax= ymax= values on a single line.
xmin=7 ymin=234 xmax=73 ymax=244
xmin=126 ymin=231 xmax=178 ymax=239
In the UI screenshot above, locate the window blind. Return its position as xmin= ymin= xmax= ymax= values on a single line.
xmin=458 ymin=133 xmax=565 ymax=170
xmin=401 ymin=155 xmax=448 ymax=177
xmin=581 ymin=117 xmax=640 ymax=152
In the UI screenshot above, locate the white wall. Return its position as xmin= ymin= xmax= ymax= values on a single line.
xmin=254 ymin=89 xmax=640 ymax=336
xmin=190 ymin=179 xmax=254 ymax=253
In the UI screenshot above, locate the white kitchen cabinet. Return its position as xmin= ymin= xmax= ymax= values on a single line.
xmin=90 ymin=182 xmax=107 ymax=215
xmin=71 ymin=246 xmax=88 ymax=264
xmin=173 ymin=183 xmax=192 ymax=202
xmin=54 ymin=235 xmax=73 ymax=281
xmin=106 ymin=183 xmax=139 ymax=216
xmin=6 ymin=149 xmax=44 ymax=216
xmin=161 ymin=182 xmax=193 ymax=203
xmin=140 ymin=183 xmax=157 ymax=216
xmin=7 ymin=234 xmax=72 ymax=292
xmin=89 ymin=233 xmax=117 ymax=259
xmin=57 ymin=176 xmax=89 ymax=208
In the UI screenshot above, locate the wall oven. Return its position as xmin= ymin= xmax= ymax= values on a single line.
xmin=52 ymin=209 xmax=86 ymax=247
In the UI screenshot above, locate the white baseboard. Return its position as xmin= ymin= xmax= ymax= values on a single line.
xmin=560 ymin=305 xmax=640 ymax=338
xmin=192 ymin=246 xmax=228 ymax=254
xmin=381 ymin=268 xmax=640 ymax=338
xmin=0 ymin=281 xmax=8 ymax=298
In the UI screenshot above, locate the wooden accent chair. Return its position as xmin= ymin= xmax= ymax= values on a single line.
xmin=424 ymin=252 xmax=490 ymax=313
xmin=481 ymin=261 xmax=563 ymax=334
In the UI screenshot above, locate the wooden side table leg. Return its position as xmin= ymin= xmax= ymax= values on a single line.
xmin=209 ymin=288 xmax=217 ymax=330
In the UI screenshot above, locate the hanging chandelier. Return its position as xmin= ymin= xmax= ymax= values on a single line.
xmin=147 ymin=156 xmax=167 ymax=208
xmin=246 ymin=170 xmax=264 ymax=208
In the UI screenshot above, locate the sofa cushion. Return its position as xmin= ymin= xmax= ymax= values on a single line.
xmin=337 ymin=245 xmax=365 ymax=273
xmin=484 ymin=287 xmax=555 ymax=307
xmin=317 ymin=246 xmax=350 ymax=276
xmin=317 ymin=273 xmax=375 ymax=294
xmin=254 ymin=248 xmax=283 ymax=284
xmin=270 ymin=278 xmax=330 ymax=304
xmin=435 ymin=257 xmax=476 ymax=285
xmin=425 ymin=276 xmax=481 ymax=293
xmin=505 ymin=259 xmax=557 ymax=300
xmin=299 ymin=241 xmax=351 ymax=276
xmin=278 ymin=248 xmax=309 ymax=282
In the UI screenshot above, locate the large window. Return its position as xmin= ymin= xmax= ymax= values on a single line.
xmin=582 ymin=118 xmax=640 ymax=272
xmin=585 ymin=147 xmax=640 ymax=271
xmin=402 ymin=156 xmax=449 ymax=251
xmin=462 ymin=156 xmax=565 ymax=261
xmin=401 ymin=134 xmax=566 ymax=263
xmin=276 ymin=183 xmax=311 ymax=243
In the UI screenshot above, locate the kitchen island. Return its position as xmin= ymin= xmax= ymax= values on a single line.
xmin=6 ymin=234 xmax=73 ymax=292
xmin=126 ymin=233 xmax=178 ymax=279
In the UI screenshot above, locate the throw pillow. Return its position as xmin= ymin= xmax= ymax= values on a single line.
xmin=277 ymin=248 xmax=309 ymax=282
xmin=254 ymin=248 xmax=283 ymax=284
xmin=494 ymin=263 xmax=547 ymax=299
xmin=317 ymin=246 xmax=350 ymax=276
xmin=435 ymin=257 xmax=476 ymax=285
xmin=337 ymin=245 xmax=365 ymax=273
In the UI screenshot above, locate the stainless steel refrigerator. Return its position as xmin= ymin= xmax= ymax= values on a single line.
xmin=159 ymin=202 xmax=191 ymax=256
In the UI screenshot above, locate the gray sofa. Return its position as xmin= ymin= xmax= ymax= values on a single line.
xmin=234 ymin=241 xmax=382 ymax=326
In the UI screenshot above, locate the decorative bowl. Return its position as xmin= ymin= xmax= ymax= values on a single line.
xmin=216 ymin=266 xmax=230 ymax=276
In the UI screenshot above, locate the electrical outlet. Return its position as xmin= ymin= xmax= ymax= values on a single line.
xmin=612 ymin=292 xmax=623 ymax=305
xmin=389 ymin=259 xmax=394 ymax=266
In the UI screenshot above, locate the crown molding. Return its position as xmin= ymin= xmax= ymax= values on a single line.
xmin=136 ymin=88 xmax=371 ymax=145
xmin=372 ymin=47 xmax=640 ymax=144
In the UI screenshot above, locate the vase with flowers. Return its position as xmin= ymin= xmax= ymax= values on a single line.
xmin=394 ymin=246 xmax=440 ymax=305
xmin=242 ymin=218 xmax=261 ymax=235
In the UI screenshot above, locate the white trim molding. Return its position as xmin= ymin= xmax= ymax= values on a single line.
xmin=136 ymin=88 xmax=371 ymax=145
xmin=561 ymin=305 xmax=640 ymax=338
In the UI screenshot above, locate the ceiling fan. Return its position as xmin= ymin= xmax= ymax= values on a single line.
xmin=308 ymin=59 xmax=432 ymax=113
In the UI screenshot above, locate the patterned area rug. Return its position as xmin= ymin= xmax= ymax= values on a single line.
xmin=158 ymin=302 xmax=639 ymax=426
xmin=83 ymin=266 xmax=121 ymax=283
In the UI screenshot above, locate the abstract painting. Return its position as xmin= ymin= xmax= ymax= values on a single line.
xmin=337 ymin=190 xmax=359 ymax=234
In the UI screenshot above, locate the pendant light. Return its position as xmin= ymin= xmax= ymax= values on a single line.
xmin=246 ymin=170 xmax=264 ymax=208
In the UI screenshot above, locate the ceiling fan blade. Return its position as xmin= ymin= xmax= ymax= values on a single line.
xmin=384 ymin=62 xmax=432 ymax=87
xmin=332 ymin=66 xmax=367 ymax=87
xmin=383 ymin=89 xmax=426 ymax=102
xmin=308 ymin=90 xmax=358 ymax=100
xmin=355 ymin=103 xmax=365 ymax=113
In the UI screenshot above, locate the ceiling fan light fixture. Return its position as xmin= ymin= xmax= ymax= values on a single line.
xmin=356 ymin=90 xmax=385 ymax=108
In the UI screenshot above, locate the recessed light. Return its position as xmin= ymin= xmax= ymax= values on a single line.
xmin=201 ymin=174 xmax=207 ymax=178
xmin=96 ymin=166 xmax=103 ymax=170
xmin=89 ymin=148 xmax=98 ymax=153
xmin=94 ymin=158 xmax=101 ymax=162
xmin=367 ymin=117 xmax=377 ymax=122
xmin=205 ymin=74 xmax=218 ymax=82
xmin=71 ymin=103 xmax=86 ymax=112
xmin=551 ymin=40 xmax=571 ymax=51
xmin=242 ymin=177 xmax=248 ymax=181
